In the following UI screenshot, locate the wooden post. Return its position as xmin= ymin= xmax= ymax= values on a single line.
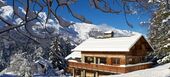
xmin=81 ymin=54 xmax=85 ymax=63
xmin=107 ymin=57 xmax=112 ymax=65
xmin=72 ymin=68 xmax=76 ymax=77
xmin=125 ymin=56 xmax=127 ymax=65
xmin=81 ymin=55 xmax=86 ymax=77
xmin=94 ymin=71 xmax=99 ymax=77
xmin=97 ymin=58 xmax=100 ymax=64
xmin=81 ymin=70 xmax=86 ymax=77
xmin=94 ymin=57 xmax=96 ymax=64
xmin=122 ymin=56 xmax=126 ymax=65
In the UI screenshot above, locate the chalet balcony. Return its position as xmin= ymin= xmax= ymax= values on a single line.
xmin=68 ymin=61 xmax=152 ymax=74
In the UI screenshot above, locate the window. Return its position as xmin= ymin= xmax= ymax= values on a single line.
xmin=128 ymin=57 xmax=143 ymax=64
xmin=97 ymin=57 xmax=106 ymax=64
xmin=112 ymin=58 xmax=120 ymax=64
xmin=85 ymin=56 xmax=94 ymax=63
xmin=128 ymin=58 xmax=134 ymax=64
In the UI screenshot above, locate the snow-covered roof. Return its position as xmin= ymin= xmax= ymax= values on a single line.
xmin=104 ymin=30 xmax=113 ymax=34
xmin=65 ymin=51 xmax=81 ymax=60
xmin=73 ymin=33 xmax=149 ymax=52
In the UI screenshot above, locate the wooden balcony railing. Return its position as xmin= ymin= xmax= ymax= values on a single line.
xmin=68 ymin=62 xmax=125 ymax=73
xmin=68 ymin=61 xmax=152 ymax=73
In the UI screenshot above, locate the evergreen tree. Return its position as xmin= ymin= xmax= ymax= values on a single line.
xmin=148 ymin=2 xmax=170 ymax=64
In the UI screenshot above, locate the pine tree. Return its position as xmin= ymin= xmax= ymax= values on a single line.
xmin=49 ymin=37 xmax=74 ymax=70
xmin=148 ymin=3 xmax=170 ymax=64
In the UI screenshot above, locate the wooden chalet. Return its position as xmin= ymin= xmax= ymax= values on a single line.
xmin=65 ymin=31 xmax=154 ymax=77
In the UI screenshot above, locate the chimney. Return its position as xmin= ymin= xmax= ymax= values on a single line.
xmin=111 ymin=31 xmax=114 ymax=37
xmin=104 ymin=31 xmax=114 ymax=38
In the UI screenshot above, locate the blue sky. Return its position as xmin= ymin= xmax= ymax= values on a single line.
xmin=57 ymin=0 xmax=151 ymax=35
xmin=6 ymin=0 xmax=151 ymax=35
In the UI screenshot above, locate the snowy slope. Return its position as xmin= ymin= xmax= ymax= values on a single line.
xmin=69 ymin=23 xmax=97 ymax=40
xmin=61 ymin=23 xmax=133 ymax=41
xmin=104 ymin=63 xmax=170 ymax=77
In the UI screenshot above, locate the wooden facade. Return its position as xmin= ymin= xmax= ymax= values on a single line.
xmin=66 ymin=36 xmax=153 ymax=77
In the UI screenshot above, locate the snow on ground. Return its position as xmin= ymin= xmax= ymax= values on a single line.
xmin=104 ymin=63 xmax=170 ymax=77
xmin=164 ymin=43 xmax=170 ymax=48
xmin=162 ymin=15 xmax=170 ymax=23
